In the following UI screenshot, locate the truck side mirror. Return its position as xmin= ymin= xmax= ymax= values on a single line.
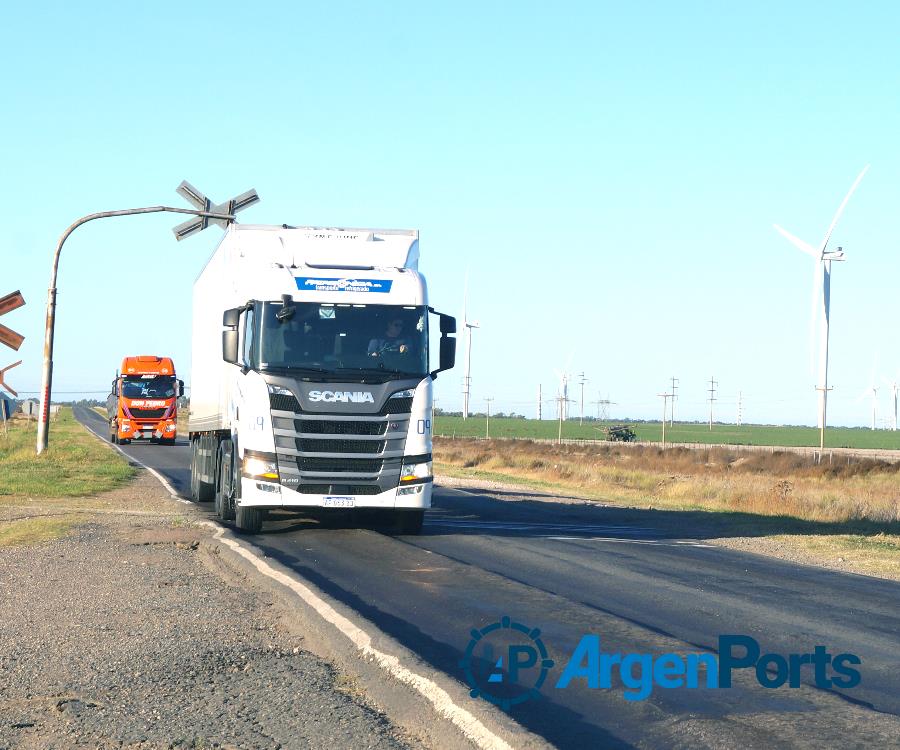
xmin=223 ymin=308 xmax=241 ymax=328
xmin=429 ymin=309 xmax=457 ymax=380
xmin=223 ymin=331 xmax=239 ymax=364
xmin=439 ymin=336 xmax=456 ymax=371
xmin=177 ymin=379 xmax=185 ymax=397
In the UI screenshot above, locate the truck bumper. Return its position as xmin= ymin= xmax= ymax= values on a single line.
xmin=237 ymin=477 xmax=432 ymax=510
xmin=118 ymin=421 xmax=177 ymax=441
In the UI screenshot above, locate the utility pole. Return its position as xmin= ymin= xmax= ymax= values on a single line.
xmin=669 ymin=376 xmax=679 ymax=426
xmin=708 ymin=376 xmax=718 ymax=430
xmin=737 ymin=391 xmax=743 ymax=427
xmin=579 ymin=372 xmax=587 ymax=426
xmin=658 ymin=392 xmax=672 ymax=449
xmin=537 ymin=384 xmax=542 ymax=420
xmin=485 ymin=397 xmax=494 ymax=439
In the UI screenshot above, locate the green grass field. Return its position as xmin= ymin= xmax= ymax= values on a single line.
xmin=0 ymin=408 xmax=135 ymax=498
xmin=434 ymin=415 xmax=900 ymax=450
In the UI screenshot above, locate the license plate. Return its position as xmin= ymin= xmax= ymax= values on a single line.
xmin=323 ymin=496 xmax=355 ymax=508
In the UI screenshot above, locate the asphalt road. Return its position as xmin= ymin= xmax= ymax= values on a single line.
xmin=75 ymin=407 xmax=900 ymax=749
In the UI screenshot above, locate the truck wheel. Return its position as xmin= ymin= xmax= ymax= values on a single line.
xmin=393 ymin=510 xmax=424 ymax=535
xmin=109 ymin=424 xmax=116 ymax=443
xmin=215 ymin=441 xmax=235 ymax=521
xmin=198 ymin=436 xmax=215 ymax=502
xmin=160 ymin=438 xmax=175 ymax=446
xmin=235 ymin=504 xmax=263 ymax=534
xmin=190 ymin=438 xmax=215 ymax=502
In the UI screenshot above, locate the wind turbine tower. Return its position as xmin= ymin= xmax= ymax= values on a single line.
xmin=774 ymin=165 xmax=869 ymax=436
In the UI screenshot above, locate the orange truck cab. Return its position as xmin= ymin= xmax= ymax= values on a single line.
xmin=107 ymin=356 xmax=184 ymax=445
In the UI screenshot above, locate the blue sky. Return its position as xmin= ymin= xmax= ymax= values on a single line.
xmin=2 ymin=2 xmax=899 ymax=426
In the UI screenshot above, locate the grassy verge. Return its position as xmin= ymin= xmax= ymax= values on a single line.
xmin=435 ymin=438 xmax=900 ymax=577
xmin=0 ymin=409 xmax=136 ymax=545
xmin=0 ymin=515 xmax=81 ymax=547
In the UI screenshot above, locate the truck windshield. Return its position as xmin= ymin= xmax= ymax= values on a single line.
xmin=122 ymin=376 xmax=176 ymax=399
xmin=257 ymin=302 xmax=428 ymax=377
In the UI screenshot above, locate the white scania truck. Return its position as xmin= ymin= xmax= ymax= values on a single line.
xmin=188 ymin=224 xmax=456 ymax=534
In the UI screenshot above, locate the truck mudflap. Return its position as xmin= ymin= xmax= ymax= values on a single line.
xmin=237 ymin=476 xmax=432 ymax=510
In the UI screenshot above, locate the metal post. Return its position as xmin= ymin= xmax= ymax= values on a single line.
xmin=36 ymin=205 xmax=236 ymax=454
xmin=485 ymin=397 xmax=493 ymax=439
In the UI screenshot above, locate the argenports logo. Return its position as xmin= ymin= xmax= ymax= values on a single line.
xmin=459 ymin=616 xmax=555 ymax=710
xmin=462 ymin=617 xmax=862 ymax=708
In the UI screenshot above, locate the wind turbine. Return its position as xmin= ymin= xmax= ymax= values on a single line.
xmin=881 ymin=371 xmax=898 ymax=431
xmin=461 ymin=270 xmax=480 ymax=420
xmin=553 ymin=352 xmax=575 ymax=421
xmin=774 ymin=165 xmax=869 ymax=444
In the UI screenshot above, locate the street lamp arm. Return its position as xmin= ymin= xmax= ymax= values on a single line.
xmin=37 ymin=204 xmax=236 ymax=454
xmin=48 ymin=206 xmax=235 ymax=290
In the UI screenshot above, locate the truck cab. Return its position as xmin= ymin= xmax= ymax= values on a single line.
xmin=188 ymin=225 xmax=456 ymax=534
xmin=107 ymin=355 xmax=183 ymax=445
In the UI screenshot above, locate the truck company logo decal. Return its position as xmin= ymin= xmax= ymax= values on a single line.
xmin=128 ymin=399 xmax=167 ymax=407
xmin=294 ymin=277 xmax=393 ymax=294
xmin=308 ymin=390 xmax=375 ymax=403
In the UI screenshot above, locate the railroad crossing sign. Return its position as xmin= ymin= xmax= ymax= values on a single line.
xmin=0 ymin=360 xmax=22 ymax=397
xmin=172 ymin=181 xmax=260 ymax=241
xmin=0 ymin=290 xmax=25 ymax=351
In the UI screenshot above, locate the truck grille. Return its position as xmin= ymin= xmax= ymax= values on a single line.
xmin=381 ymin=397 xmax=413 ymax=414
xmin=270 ymin=393 xmax=301 ymax=412
xmin=296 ymin=457 xmax=383 ymax=473
xmin=294 ymin=484 xmax=381 ymax=496
xmin=297 ymin=419 xmax=387 ymax=435
xmin=130 ymin=408 xmax=166 ymax=419
xmin=297 ymin=438 xmax=386 ymax=454
xmin=270 ymin=387 xmax=413 ymax=494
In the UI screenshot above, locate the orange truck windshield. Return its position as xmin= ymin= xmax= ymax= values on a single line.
xmin=122 ymin=376 xmax=176 ymax=399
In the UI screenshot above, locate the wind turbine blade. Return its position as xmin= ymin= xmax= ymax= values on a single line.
xmin=462 ymin=266 xmax=470 ymax=325
xmin=774 ymin=224 xmax=817 ymax=257
xmin=817 ymin=165 xmax=870 ymax=258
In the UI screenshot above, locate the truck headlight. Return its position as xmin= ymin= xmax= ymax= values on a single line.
xmin=243 ymin=455 xmax=279 ymax=481
xmin=400 ymin=458 xmax=432 ymax=484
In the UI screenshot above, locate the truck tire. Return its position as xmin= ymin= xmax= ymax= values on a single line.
xmin=393 ymin=510 xmax=424 ymax=535
xmin=109 ymin=424 xmax=116 ymax=443
xmin=191 ymin=437 xmax=215 ymax=502
xmin=235 ymin=504 xmax=263 ymax=534
xmin=215 ymin=441 xmax=236 ymax=521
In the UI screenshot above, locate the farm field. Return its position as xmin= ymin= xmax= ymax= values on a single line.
xmin=434 ymin=415 xmax=900 ymax=450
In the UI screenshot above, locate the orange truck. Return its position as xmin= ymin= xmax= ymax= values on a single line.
xmin=106 ymin=356 xmax=184 ymax=445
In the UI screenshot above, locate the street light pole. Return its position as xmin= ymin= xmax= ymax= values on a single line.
xmin=36 ymin=204 xmax=238 ymax=454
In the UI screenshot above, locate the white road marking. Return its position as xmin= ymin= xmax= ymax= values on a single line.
xmin=85 ymin=407 xmax=514 ymax=750
xmin=201 ymin=521 xmax=513 ymax=750
xmin=76 ymin=410 xmax=191 ymax=505
xmin=546 ymin=536 xmax=716 ymax=548
xmin=430 ymin=518 xmax=657 ymax=534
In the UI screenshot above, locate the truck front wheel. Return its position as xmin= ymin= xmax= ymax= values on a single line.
xmin=393 ymin=510 xmax=424 ymax=535
xmin=215 ymin=440 xmax=236 ymax=521
xmin=235 ymin=504 xmax=263 ymax=534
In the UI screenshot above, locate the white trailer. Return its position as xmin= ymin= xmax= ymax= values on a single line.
xmin=188 ymin=224 xmax=456 ymax=533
